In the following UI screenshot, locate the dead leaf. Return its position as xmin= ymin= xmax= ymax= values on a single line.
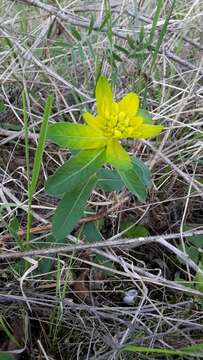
xmin=73 ymin=269 xmax=90 ymax=303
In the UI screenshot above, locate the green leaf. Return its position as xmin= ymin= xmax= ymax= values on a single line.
xmin=38 ymin=258 xmax=52 ymax=275
xmin=195 ymin=263 xmax=203 ymax=292
xmin=52 ymin=176 xmax=97 ymax=240
xmin=97 ymin=168 xmax=124 ymax=192
xmin=117 ymin=167 xmax=147 ymax=202
xmin=93 ymin=254 xmax=114 ymax=276
xmin=183 ymin=225 xmax=203 ymax=248
xmin=0 ymin=353 xmax=15 ymax=360
xmin=186 ymin=245 xmax=199 ymax=264
xmin=106 ymin=139 xmax=132 ymax=171
xmin=132 ymin=157 xmax=152 ymax=189
xmin=195 ymin=272 xmax=203 ymax=292
xmin=137 ymin=108 xmax=152 ymax=124
xmin=47 ymin=123 xmax=107 ymax=149
xmin=82 ymin=221 xmax=102 ymax=243
xmin=8 ymin=259 xmax=27 ymax=277
xmin=8 ymin=217 xmax=23 ymax=249
xmin=46 ymin=148 xmax=105 ymax=195
xmin=0 ymin=98 xmax=5 ymax=112
xmin=8 ymin=216 xmax=19 ymax=234
xmin=120 ymin=223 xmax=149 ymax=238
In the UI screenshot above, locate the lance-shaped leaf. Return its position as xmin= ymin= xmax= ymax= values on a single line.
xmin=45 ymin=148 xmax=106 ymax=195
xmin=132 ymin=157 xmax=152 ymax=189
xmin=106 ymin=139 xmax=132 ymax=171
xmin=137 ymin=108 xmax=152 ymax=124
xmin=117 ymin=156 xmax=151 ymax=201
xmin=97 ymin=168 xmax=124 ymax=192
xmin=52 ymin=175 xmax=97 ymax=240
xmin=47 ymin=122 xmax=107 ymax=149
xmin=117 ymin=167 xmax=147 ymax=202
xmin=81 ymin=221 xmax=102 ymax=243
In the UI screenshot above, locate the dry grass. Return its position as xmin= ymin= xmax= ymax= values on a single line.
xmin=0 ymin=0 xmax=203 ymax=359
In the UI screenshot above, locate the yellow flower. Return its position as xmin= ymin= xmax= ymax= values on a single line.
xmin=83 ymin=76 xmax=163 ymax=170
xmin=47 ymin=76 xmax=163 ymax=172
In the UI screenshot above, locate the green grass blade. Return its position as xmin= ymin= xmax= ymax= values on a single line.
xmin=30 ymin=95 xmax=53 ymax=195
xmin=26 ymin=95 xmax=53 ymax=244
xmin=23 ymin=91 xmax=32 ymax=245
xmin=148 ymin=0 xmax=163 ymax=45
xmin=8 ymin=216 xmax=23 ymax=250
xmin=151 ymin=0 xmax=176 ymax=68
xmin=122 ymin=343 xmax=203 ymax=357
xmin=23 ymin=91 xmax=30 ymax=194
xmin=0 ymin=317 xmax=20 ymax=348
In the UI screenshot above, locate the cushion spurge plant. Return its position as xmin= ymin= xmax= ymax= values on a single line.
xmin=46 ymin=76 xmax=163 ymax=240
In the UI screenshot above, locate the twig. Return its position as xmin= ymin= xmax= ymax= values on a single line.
xmin=144 ymin=140 xmax=203 ymax=196
xmin=0 ymin=127 xmax=36 ymax=141
xmin=10 ymin=0 xmax=203 ymax=75
xmin=1 ymin=228 xmax=203 ymax=266
xmin=92 ymin=248 xmax=203 ymax=299
xmin=2 ymin=229 xmax=203 ymax=297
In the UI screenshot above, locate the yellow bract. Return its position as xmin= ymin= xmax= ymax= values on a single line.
xmin=83 ymin=76 xmax=163 ymax=171
xmin=84 ymin=76 xmax=163 ymax=141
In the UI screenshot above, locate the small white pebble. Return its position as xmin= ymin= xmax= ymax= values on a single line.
xmin=123 ymin=289 xmax=138 ymax=305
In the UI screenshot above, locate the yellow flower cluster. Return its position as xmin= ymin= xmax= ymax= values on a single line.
xmin=83 ymin=76 xmax=163 ymax=146
xmin=100 ymin=103 xmax=143 ymax=139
